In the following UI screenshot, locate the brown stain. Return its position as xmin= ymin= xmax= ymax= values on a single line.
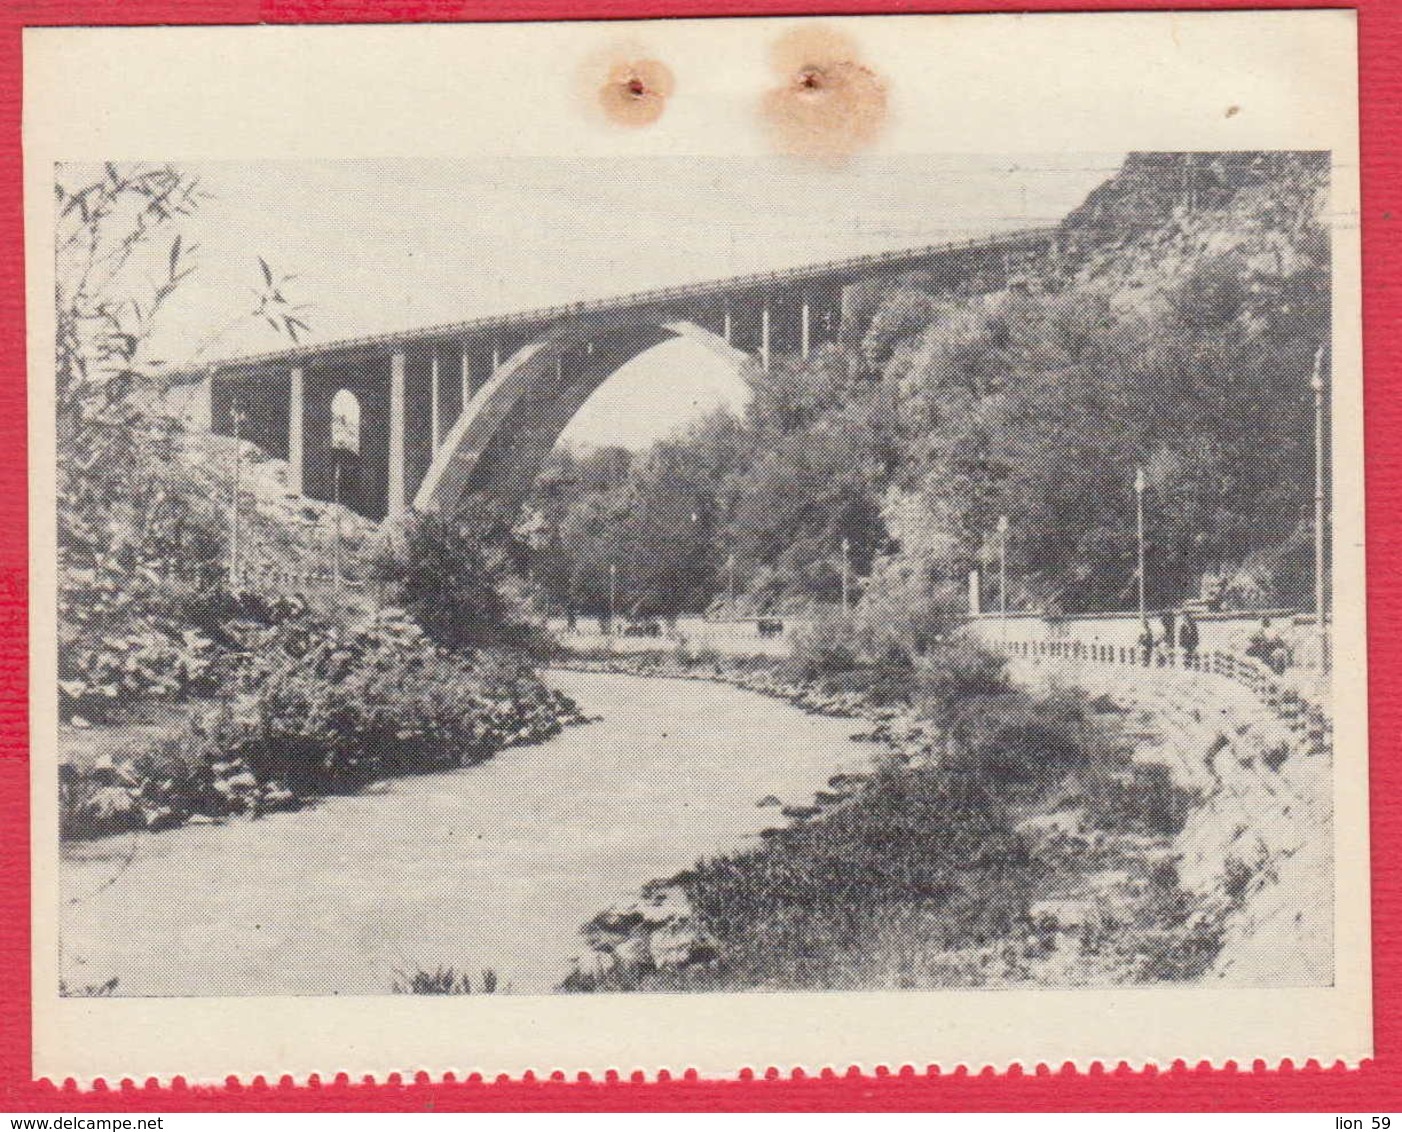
xmin=1225 ymin=104 xmax=1241 ymax=118
xmin=760 ymin=25 xmax=888 ymax=163
xmin=589 ymin=55 xmax=675 ymax=129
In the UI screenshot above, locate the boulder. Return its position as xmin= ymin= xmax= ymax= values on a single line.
xmin=1029 ymin=899 xmax=1095 ymax=931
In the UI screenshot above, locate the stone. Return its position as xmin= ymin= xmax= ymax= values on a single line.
xmin=1029 ymin=899 xmax=1094 ymax=930
xmin=87 ymin=785 xmax=136 ymax=822
xmin=648 ymin=917 xmax=713 ymax=970
xmin=609 ymin=932 xmax=653 ymax=971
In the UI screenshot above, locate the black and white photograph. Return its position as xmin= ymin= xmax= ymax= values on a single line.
xmin=54 ymin=148 xmax=1338 ymax=996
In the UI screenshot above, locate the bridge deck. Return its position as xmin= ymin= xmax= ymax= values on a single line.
xmin=186 ymin=225 xmax=1057 ymax=372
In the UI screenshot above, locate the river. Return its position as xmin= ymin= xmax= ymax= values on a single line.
xmin=59 ymin=670 xmax=874 ymax=996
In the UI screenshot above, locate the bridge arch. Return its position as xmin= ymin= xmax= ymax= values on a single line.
xmin=201 ymin=227 xmax=1057 ymax=523
xmin=412 ymin=314 xmax=746 ymax=518
xmin=330 ymin=388 xmax=362 ymax=454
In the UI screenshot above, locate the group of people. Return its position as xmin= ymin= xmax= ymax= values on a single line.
xmin=1245 ymin=617 xmax=1296 ymax=675
xmin=1137 ymin=609 xmax=1201 ymax=666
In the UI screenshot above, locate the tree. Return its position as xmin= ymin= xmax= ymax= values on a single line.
xmin=53 ymin=162 xmax=310 ymax=717
xmin=55 ymin=163 xmax=307 ymax=602
xmin=556 ymin=457 xmax=717 ymax=620
xmin=376 ymin=506 xmax=540 ymax=650
xmin=724 ymin=419 xmax=890 ymax=610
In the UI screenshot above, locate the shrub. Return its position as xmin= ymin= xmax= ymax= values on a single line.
xmin=788 ymin=612 xmax=861 ymax=680
xmin=909 ymin=639 xmax=1009 ymax=726
xmin=787 ymin=589 xmax=975 ymax=699
xmin=391 ymin=966 xmax=500 ymax=994
xmin=684 ymin=764 xmax=1025 ymax=940
xmin=944 ymin=693 xmax=1084 ymax=789
xmin=849 ymin=576 xmax=961 ymax=664
xmin=1081 ymin=760 xmax=1196 ymax=836
xmin=59 ymin=606 xmax=586 ymax=838
xmin=375 ymin=509 xmax=546 ymax=654
xmin=217 ymin=607 xmax=570 ymax=793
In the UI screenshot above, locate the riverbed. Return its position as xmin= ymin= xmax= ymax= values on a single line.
xmin=59 ymin=670 xmax=874 ymax=996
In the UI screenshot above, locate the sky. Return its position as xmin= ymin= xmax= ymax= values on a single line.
xmin=127 ymin=154 xmax=1122 ymax=448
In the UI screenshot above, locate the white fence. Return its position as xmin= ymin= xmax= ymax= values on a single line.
xmin=1002 ymin=635 xmax=1332 ymax=757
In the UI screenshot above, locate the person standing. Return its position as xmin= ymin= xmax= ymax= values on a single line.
xmin=1138 ymin=619 xmax=1156 ymax=667
xmin=1178 ymin=609 xmax=1200 ymax=660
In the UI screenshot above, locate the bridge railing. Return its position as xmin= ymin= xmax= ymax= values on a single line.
xmin=1003 ymin=636 xmax=1332 ymax=757
xmin=230 ymin=556 xmax=370 ymax=597
xmin=184 ymin=227 xmax=1062 ymax=372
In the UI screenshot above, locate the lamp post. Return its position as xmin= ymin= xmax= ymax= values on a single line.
xmin=331 ymin=456 xmax=345 ymax=593
xmin=840 ymin=537 xmax=851 ymax=616
xmin=997 ymin=514 xmax=1010 ymax=641
xmin=608 ymin=562 xmax=618 ymax=635
xmin=1311 ymin=345 xmax=1329 ymax=671
xmin=1135 ymin=466 xmax=1147 ymax=626
xmin=330 ymin=389 xmax=362 ymax=599
xmin=228 ymin=397 xmax=247 ymax=589
xmin=726 ymin=552 xmax=737 ymax=620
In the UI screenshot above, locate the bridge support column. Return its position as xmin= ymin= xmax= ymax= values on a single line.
xmin=801 ymin=300 xmax=811 ymax=359
xmin=723 ymin=308 xmax=732 ymax=344
xmin=761 ymin=304 xmax=771 ymax=371
xmin=388 ymin=351 xmax=406 ymax=519
xmin=430 ymin=348 xmax=441 ymax=451
xmin=287 ymin=365 xmax=304 ymax=496
xmin=460 ymin=344 xmax=472 ymax=410
xmin=492 ymin=343 xmax=501 ymax=372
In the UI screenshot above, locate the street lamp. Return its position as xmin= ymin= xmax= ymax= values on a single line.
xmin=840 ymin=537 xmax=852 ymax=616
xmin=228 ymin=397 xmax=247 ymax=589
xmin=330 ymin=389 xmax=363 ymax=597
xmin=1134 ymin=465 xmax=1147 ymax=626
xmin=1311 ymin=345 xmax=1329 ymax=672
xmin=608 ymin=562 xmax=618 ymax=634
xmin=997 ymin=514 xmax=1010 ymax=641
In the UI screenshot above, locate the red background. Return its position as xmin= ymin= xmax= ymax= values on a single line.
xmin=1 ymin=0 xmax=1395 ymax=1111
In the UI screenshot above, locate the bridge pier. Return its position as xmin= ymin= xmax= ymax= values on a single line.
xmin=389 ymin=350 xmax=406 ymax=519
xmin=430 ymin=349 xmax=442 ymax=451
xmin=801 ymin=300 xmax=811 ymax=359
xmin=761 ymin=303 xmax=771 ymax=371
xmin=460 ymin=344 xmax=472 ymax=416
xmin=288 ymin=365 xmax=304 ymax=496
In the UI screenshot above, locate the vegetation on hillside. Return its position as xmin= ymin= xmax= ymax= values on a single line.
xmin=55 ymin=164 xmax=586 ymax=841
xmin=525 ymin=152 xmax=1330 ymax=622
xmin=549 ymin=153 xmax=1328 ymax=990
xmin=561 ymin=629 xmax=1214 ymax=992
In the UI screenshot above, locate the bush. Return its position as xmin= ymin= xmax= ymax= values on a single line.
xmin=58 ymin=625 xmax=218 ymax=723
xmin=1081 ymin=761 xmax=1196 ymax=836
xmin=788 ymin=612 xmax=862 ymax=680
xmin=685 ymin=765 xmax=1026 ymax=941
xmin=220 ymin=608 xmax=574 ymax=793
xmin=849 ymin=574 xmax=961 ymax=663
xmin=944 ymin=689 xmax=1104 ymax=790
xmin=391 ymin=966 xmax=500 ymax=994
xmin=61 ymin=605 xmax=587 ymax=839
xmin=910 ymin=639 xmax=1009 ymax=726
xmin=787 ymin=582 xmax=971 ymax=696
xmin=375 ymin=509 xmax=550 ymax=655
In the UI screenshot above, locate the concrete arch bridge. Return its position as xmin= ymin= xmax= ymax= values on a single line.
xmin=199 ymin=226 xmax=1055 ymax=524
